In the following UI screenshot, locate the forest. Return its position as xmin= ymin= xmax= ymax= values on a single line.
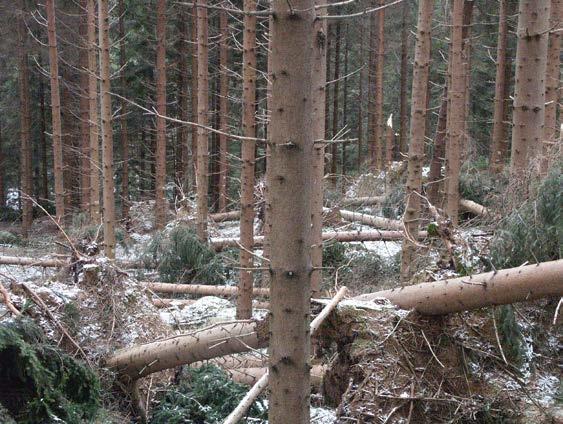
xmin=0 ymin=0 xmax=561 ymax=422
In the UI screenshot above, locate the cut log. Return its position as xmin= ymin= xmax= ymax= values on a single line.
xmin=334 ymin=208 xmax=403 ymax=230
xmin=355 ymin=260 xmax=563 ymax=315
xmin=211 ymin=229 xmax=427 ymax=250
xmin=209 ymin=210 xmax=240 ymax=222
xmin=460 ymin=199 xmax=489 ymax=217
xmin=145 ymin=282 xmax=269 ymax=297
xmin=105 ymin=318 xmax=269 ymax=379
xmin=0 ymin=255 xmax=66 ymax=267
xmin=341 ymin=196 xmax=383 ymax=206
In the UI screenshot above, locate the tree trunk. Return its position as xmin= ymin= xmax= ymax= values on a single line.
xmin=341 ymin=24 xmax=349 ymax=178
xmin=357 ymin=259 xmax=563 ymax=315
xmin=154 ymin=0 xmax=167 ymax=229
xmin=311 ymin=1 xmax=328 ymax=296
xmin=367 ymin=14 xmax=376 ymax=166
xmin=489 ymin=0 xmax=509 ymax=173
xmin=398 ymin=0 xmax=410 ymax=156
xmin=45 ymin=0 xmax=65 ymax=223
xmin=509 ymin=0 xmax=550 ymax=176
xmin=99 ymin=0 xmax=116 ymax=259
xmin=106 ymin=319 xmax=269 ymax=379
xmin=427 ymin=90 xmax=447 ymax=206
xmin=190 ymin=6 xmax=198 ymax=192
xmin=0 ymin=125 xmax=4 ymax=207
xmin=268 ymin=0 xmax=314 ymax=419
xmin=196 ymin=0 xmax=209 ymax=240
xmin=400 ymin=0 xmax=434 ymax=282
xmin=444 ymin=0 xmax=465 ymax=224
xmin=330 ymin=22 xmax=341 ymax=187
xmin=357 ymin=17 xmax=366 ymax=169
xmin=87 ymin=0 xmax=100 ymax=223
xmin=39 ymin=81 xmax=49 ymax=201
xmin=374 ymin=0 xmax=386 ymax=171
xmin=177 ymin=9 xmax=190 ymax=192
xmin=79 ymin=9 xmax=90 ymax=214
xmin=119 ymin=0 xmax=129 ymax=221
xmin=18 ymin=3 xmax=33 ymax=238
xmin=540 ymin=0 xmax=561 ymax=174
xmin=238 ymin=0 xmax=257 ymax=319
xmin=217 ymin=10 xmax=229 ymax=212
xmin=460 ymin=0 xmax=474 ymax=160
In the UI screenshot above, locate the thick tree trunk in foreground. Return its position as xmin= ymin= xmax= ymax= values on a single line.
xmin=311 ymin=0 xmax=328 ymax=296
xmin=196 ymin=0 xmax=209 ymax=240
xmin=217 ymin=10 xmax=229 ymax=212
xmin=87 ymin=0 xmax=100 ymax=223
xmin=357 ymin=259 xmax=563 ymax=315
xmin=509 ymin=0 xmax=550 ymax=176
xmin=106 ymin=319 xmax=269 ymax=379
xmin=444 ymin=0 xmax=465 ymax=224
xmin=238 ymin=0 xmax=258 ymax=319
xmin=400 ymin=0 xmax=434 ymax=282
xmin=154 ymin=0 xmax=167 ymax=229
xmin=489 ymin=0 xmax=509 ymax=173
xmin=18 ymin=4 xmax=33 ymax=238
xmin=540 ymin=0 xmax=561 ymax=174
xmin=119 ymin=0 xmax=129 ymax=221
xmin=398 ymin=0 xmax=410 ymax=156
xmin=99 ymin=0 xmax=116 ymax=259
xmin=268 ymin=0 xmax=314 ymax=419
xmin=45 ymin=0 xmax=65 ymax=222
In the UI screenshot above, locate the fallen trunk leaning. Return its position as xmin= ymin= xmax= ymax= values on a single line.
xmin=105 ymin=318 xmax=269 ymax=379
xmin=355 ymin=259 xmax=563 ymax=315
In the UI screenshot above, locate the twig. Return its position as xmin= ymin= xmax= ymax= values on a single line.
xmin=20 ymin=283 xmax=91 ymax=366
xmin=492 ymin=307 xmax=508 ymax=365
xmin=421 ymin=330 xmax=445 ymax=368
xmin=0 ymin=284 xmax=21 ymax=316
xmin=553 ymin=297 xmax=562 ymax=325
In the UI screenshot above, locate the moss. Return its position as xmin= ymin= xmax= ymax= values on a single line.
xmin=150 ymin=365 xmax=267 ymax=424
xmin=0 ymin=318 xmax=101 ymax=423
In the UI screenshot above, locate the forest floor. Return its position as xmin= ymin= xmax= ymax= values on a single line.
xmin=0 ymin=167 xmax=561 ymax=423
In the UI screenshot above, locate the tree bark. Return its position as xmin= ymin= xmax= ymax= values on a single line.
xmin=400 ymin=0 xmax=434 ymax=282
xmin=268 ymin=0 xmax=314 ymax=419
xmin=460 ymin=0 xmax=474 ymax=160
xmin=196 ymin=0 xmax=209 ymax=240
xmin=357 ymin=17 xmax=366 ymax=169
xmin=341 ymin=24 xmax=349 ymax=178
xmin=330 ymin=22 xmax=341 ymax=186
xmin=427 ymin=90 xmax=447 ymax=206
xmin=540 ymin=0 xmax=561 ymax=174
xmin=0 ymin=125 xmax=4 ymax=207
xmin=79 ymin=8 xmax=90 ymax=214
xmin=106 ymin=319 xmax=269 ymax=379
xmin=398 ymin=0 xmax=410 ymax=156
xmin=99 ymin=0 xmax=116 ymax=259
xmin=367 ymin=14 xmax=376 ymax=166
xmin=39 ymin=81 xmax=49 ymax=202
xmin=45 ymin=0 xmax=65 ymax=223
xmin=177 ymin=9 xmax=190 ymax=192
xmin=509 ymin=0 xmax=550 ymax=176
xmin=238 ymin=0 xmax=258 ymax=319
xmin=18 ymin=3 xmax=33 ymax=237
xmin=444 ymin=0 xmax=465 ymax=224
xmin=217 ymin=10 xmax=230 ymax=212
xmin=154 ymin=0 xmax=167 ymax=229
xmin=119 ymin=0 xmax=129 ymax=221
xmin=489 ymin=0 xmax=509 ymax=173
xmin=356 ymin=259 xmax=563 ymax=315
xmin=374 ymin=0 xmax=386 ymax=171
xmin=311 ymin=0 xmax=328 ymax=297
xmin=87 ymin=0 xmax=100 ymax=223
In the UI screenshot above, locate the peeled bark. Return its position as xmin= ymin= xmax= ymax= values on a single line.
xmin=105 ymin=319 xmax=269 ymax=379
xmin=146 ymin=282 xmax=269 ymax=297
xmin=217 ymin=10 xmax=229 ymax=212
xmin=540 ymin=0 xmax=561 ymax=174
xmin=400 ymin=0 xmax=434 ymax=282
xmin=99 ymin=0 xmax=116 ymax=259
xmin=268 ymin=0 xmax=314 ymax=419
xmin=45 ymin=0 xmax=65 ymax=222
xmin=196 ymin=0 xmax=209 ymax=240
xmin=489 ymin=0 xmax=509 ymax=173
xmin=238 ymin=0 xmax=258 ymax=319
xmin=444 ymin=0 xmax=465 ymax=224
xmin=87 ymin=0 xmax=100 ymax=223
xmin=509 ymin=0 xmax=550 ymax=175
xmin=154 ymin=0 xmax=167 ymax=229
xmin=119 ymin=0 xmax=129 ymax=221
xmin=18 ymin=3 xmax=33 ymax=238
xmin=311 ymin=0 xmax=328 ymax=296
xmin=356 ymin=259 xmax=563 ymax=315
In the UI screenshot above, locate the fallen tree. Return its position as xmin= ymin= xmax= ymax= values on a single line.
xmin=226 ymin=364 xmax=327 ymax=388
xmin=340 ymin=196 xmax=383 ymax=206
xmin=355 ymin=259 xmax=563 ymax=315
xmin=0 ymin=255 xmax=66 ymax=267
xmin=211 ymin=229 xmax=427 ymax=250
xmin=209 ymin=210 xmax=240 ymax=222
xmin=460 ymin=199 xmax=489 ymax=217
xmin=145 ymin=282 xmax=269 ymax=297
xmin=152 ymin=298 xmax=270 ymax=310
xmin=105 ymin=319 xmax=269 ymax=379
xmin=334 ymin=208 xmax=403 ymax=230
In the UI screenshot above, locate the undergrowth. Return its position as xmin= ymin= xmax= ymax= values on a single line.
xmin=150 ymin=365 xmax=267 ymax=423
xmin=381 ymin=185 xmax=405 ymax=219
xmin=0 ymin=318 xmax=101 ymax=423
xmin=144 ymin=226 xmax=225 ymax=285
xmin=459 ymin=160 xmax=508 ymax=206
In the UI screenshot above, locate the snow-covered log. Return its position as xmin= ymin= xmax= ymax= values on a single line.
xmin=355 ymin=259 xmax=563 ymax=314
